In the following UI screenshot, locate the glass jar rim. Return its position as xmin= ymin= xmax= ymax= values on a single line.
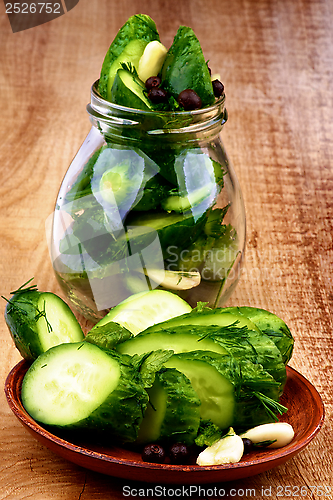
xmin=90 ymin=80 xmax=226 ymax=118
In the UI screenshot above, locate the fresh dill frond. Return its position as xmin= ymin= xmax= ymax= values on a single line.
xmin=253 ymin=391 xmax=288 ymax=421
xmin=10 ymin=278 xmax=37 ymax=295
xmin=35 ymin=301 xmax=53 ymax=333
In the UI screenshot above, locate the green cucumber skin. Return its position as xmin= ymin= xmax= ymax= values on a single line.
xmin=143 ymin=313 xmax=287 ymax=392
xmin=99 ymin=14 xmax=160 ymax=99
xmin=5 ymin=291 xmax=43 ymax=360
xmin=4 ymin=290 xmax=84 ymax=360
xmin=22 ymin=344 xmax=148 ymax=442
xmin=117 ymin=327 xmax=228 ymax=357
xmin=111 ymin=69 xmax=153 ymax=111
xmin=81 ymin=351 xmax=148 ymax=442
xmin=121 ymin=334 xmax=282 ymax=431
xmin=164 ymin=351 xmax=280 ymax=432
xmin=221 ymin=306 xmax=295 ymax=365
xmin=161 ymin=26 xmax=215 ymax=107
xmin=137 ymin=368 xmax=201 ymax=445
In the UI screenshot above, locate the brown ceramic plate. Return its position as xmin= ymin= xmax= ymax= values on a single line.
xmin=5 ymin=361 xmax=324 ymax=484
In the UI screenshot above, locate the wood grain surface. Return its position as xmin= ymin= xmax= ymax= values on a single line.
xmin=1 ymin=0 xmax=332 ymax=498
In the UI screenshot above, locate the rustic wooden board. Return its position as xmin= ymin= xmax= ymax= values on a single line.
xmin=0 ymin=0 xmax=332 ymax=498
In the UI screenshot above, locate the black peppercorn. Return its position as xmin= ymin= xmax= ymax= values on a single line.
xmin=145 ymin=76 xmax=162 ymax=90
xmin=169 ymin=442 xmax=190 ymax=464
xmin=142 ymin=443 xmax=166 ymax=463
xmin=242 ymin=438 xmax=254 ymax=454
xmin=177 ymin=89 xmax=202 ymax=110
xmin=212 ymin=79 xmax=225 ymax=97
xmin=148 ymin=87 xmax=168 ymax=104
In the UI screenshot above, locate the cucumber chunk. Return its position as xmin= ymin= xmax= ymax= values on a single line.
xmin=92 ymin=290 xmax=192 ymax=335
xmin=106 ymin=39 xmax=148 ymax=98
xmin=21 ymin=342 xmax=148 ymax=442
xmin=98 ymin=14 xmax=160 ymax=100
xmin=161 ymin=26 xmax=215 ymax=107
xmin=111 ymin=68 xmax=153 ymax=110
xmin=117 ymin=327 xmax=228 ymax=356
xmin=161 ymin=184 xmax=215 ymax=213
xmin=164 ymin=352 xmax=235 ymax=429
xmin=164 ymin=351 xmax=284 ymax=431
xmin=144 ymin=311 xmax=287 ymax=392
xmin=222 ymin=306 xmax=294 ymax=365
xmin=136 ymin=367 xmax=201 ymax=445
xmin=4 ymin=286 xmax=84 ymax=361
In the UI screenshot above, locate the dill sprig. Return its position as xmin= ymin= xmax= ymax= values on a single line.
xmin=10 ymin=278 xmax=37 ymax=295
xmin=120 ymin=62 xmax=139 ymax=77
xmin=253 ymin=391 xmax=288 ymax=421
xmin=35 ymin=301 xmax=53 ymax=333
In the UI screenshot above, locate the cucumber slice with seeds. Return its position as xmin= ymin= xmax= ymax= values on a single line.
xmin=4 ymin=284 xmax=84 ymax=361
xmin=21 ymin=342 xmax=148 ymax=442
xmin=92 ymin=290 xmax=192 ymax=335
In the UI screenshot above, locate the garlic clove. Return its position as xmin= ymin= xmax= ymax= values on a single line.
xmin=240 ymin=422 xmax=295 ymax=449
xmin=197 ymin=428 xmax=244 ymax=466
xmin=138 ymin=41 xmax=168 ymax=83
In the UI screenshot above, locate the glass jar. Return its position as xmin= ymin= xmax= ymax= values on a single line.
xmin=49 ymin=82 xmax=246 ymax=323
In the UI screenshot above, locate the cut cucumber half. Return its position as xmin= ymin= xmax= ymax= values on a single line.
xmin=36 ymin=293 xmax=84 ymax=352
xmin=98 ymin=14 xmax=159 ymax=100
xmin=106 ymin=39 xmax=148 ymax=99
xmin=161 ymin=184 xmax=215 ymax=214
xmin=145 ymin=310 xmax=287 ymax=392
xmin=136 ymin=367 xmax=201 ymax=445
xmin=221 ymin=306 xmax=294 ymax=365
xmin=111 ymin=68 xmax=153 ymax=110
xmin=164 ymin=352 xmax=236 ymax=429
xmin=4 ymin=288 xmax=84 ymax=361
xmin=92 ymin=290 xmax=192 ymax=335
xmin=21 ymin=342 xmax=148 ymax=441
xmin=117 ymin=327 xmax=228 ymax=357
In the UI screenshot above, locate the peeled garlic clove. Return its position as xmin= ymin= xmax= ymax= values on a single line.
xmin=196 ymin=428 xmax=244 ymax=466
xmin=240 ymin=422 xmax=294 ymax=449
xmin=138 ymin=41 xmax=168 ymax=83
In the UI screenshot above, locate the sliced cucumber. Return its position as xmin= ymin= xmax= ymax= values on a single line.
xmin=136 ymin=367 xmax=201 ymax=445
xmin=111 ymin=68 xmax=153 ymax=110
xmin=117 ymin=327 xmax=228 ymax=357
xmin=145 ymin=311 xmax=287 ymax=392
xmin=4 ymin=286 xmax=84 ymax=361
xmin=161 ymin=184 xmax=214 ymax=213
xmin=125 ymin=209 xmax=206 ymax=254
xmin=222 ymin=306 xmax=294 ymax=365
xmin=161 ymin=26 xmax=215 ymax=107
xmin=92 ymin=290 xmax=192 ymax=335
xmin=164 ymin=351 xmax=283 ymax=431
xmin=106 ymin=39 xmax=148 ymax=98
xmin=91 ymin=146 xmax=150 ymax=221
xmin=98 ymin=14 xmax=159 ymax=100
xmin=146 ymin=309 xmax=260 ymax=333
xmin=21 ymin=342 xmax=148 ymax=442
xmin=164 ymin=352 xmax=236 ymax=429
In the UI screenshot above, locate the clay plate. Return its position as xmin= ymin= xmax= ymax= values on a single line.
xmin=5 ymin=361 xmax=324 ymax=484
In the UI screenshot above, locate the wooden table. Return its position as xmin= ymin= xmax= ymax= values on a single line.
xmin=1 ymin=0 xmax=332 ymax=498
